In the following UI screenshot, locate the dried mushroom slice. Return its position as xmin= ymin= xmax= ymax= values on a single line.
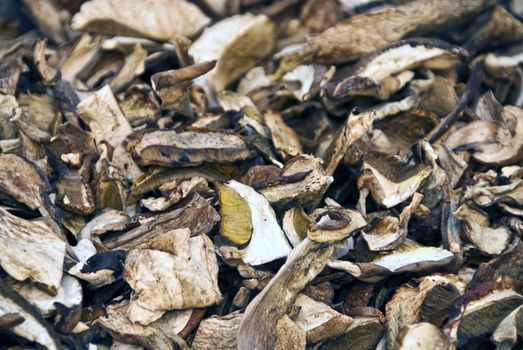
xmin=0 ymin=283 xmax=60 ymax=350
xmin=109 ymin=44 xmax=147 ymax=93
xmin=307 ymin=206 xmax=366 ymax=244
xmin=103 ymin=193 xmax=219 ymax=249
xmin=258 ymin=155 xmax=333 ymax=208
xmin=282 ymin=206 xmax=311 ymax=247
xmin=454 ymin=203 xmax=512 ymax=256
xmin=126 ymin=129 xmax=251 ymax=167
xmin=293 ymin=294 xmax=353 ymax=344
xmin=362 ymin=193 xmax=423 ymax=251
xmin=189 ymin=13 xmax=276 ymax=91
xmin=358 ymin=152 xmax=432 ymax=208
xmin=445 ymin=105 xmax=523 ymax=166
xmin=395 ymin=322 xmax=451 ymax=350
xmin=317 ymin=315 xmax=384 ymax=350
xmin=0 ymin=153 xmax=51 ymax=212
xmin=385 ymin=274 xmax=465 ymax=348
xmin=7 ymin=275 xmax=82 ymax=317
xmin=218 ymin=180 xmax=292 ymax=265
xmin=0 ymin=208 xmax=66 ymax=294
xmin=445 ymin=283 xmax=523 ymax=347
xmin=334 ymin=39 xmax=466 ymax=100
xmin=68 ymin=249 xmax=126 ymax=289
xmin=264 ymin=110 xmax=303 ymax=161
xmin=274 ymin=314 xmax=306 ymax=350
xmin=329 ymin=240 xmax=459 ymax=282
xmin=72 ymin=0 xmax=210 ymax=41
xmin=141 ymin=177 xmax=208 ymax=212
xmin=491 ymin=304 xmax=523 ymax=349
xmin=77 ymin=85 xmax=142 ymax=180
xmin=192 ymin=311 xmax=242 ymax=350
xmin=125 ymin=229 xmax=221 ymax=325
xmin=237 ymin=238 xmax=336 ymax=350
xmin=119 ymin=84 xmax=160 ymax=127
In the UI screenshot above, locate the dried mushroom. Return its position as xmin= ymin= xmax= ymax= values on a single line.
xmin=3 ymin=1 xmax=523 ymax=349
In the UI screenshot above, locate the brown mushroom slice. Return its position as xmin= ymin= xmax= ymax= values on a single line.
xmin=72 ymin=0 xmax=210 ymax=41
xmin=334 ymin=39 xmax=465 ymax=100
xmin=395 ymin=322 xmax=451 ymax=350
xmin=289 ymin=0 xmax=493 ymax=65
xmin=237 ymin=238 xmax=336 ymax=350
xmin=293 ymin=294 xmax=353 ymax=344
xmin=329 ymin=240 xmax=459 ymax=282
xmin=0 ymin=208 xmax=66 ymax=294
xmin=60 ymin=34 xmax=102 ymax=86
xmin=189 ymin=13 xmax=276 ymax=92
xmin=218 ymin=180 xmax=292 ymax=265
xmin=96 ymin=301 xmax=190 ymax=350
xmin=454 ymin=203 xmax=512 ymax=256
xmin=33 ymin=40 xmax=56 ymax=86
xmin=109 ymin=44 xmax=147 ymax=93
xmin=18 ymin=93 xmax=60 ymax=133
xmin=126 ymin=129 xmax=251 ymax=167
xmin=445 ymin=284 xmax=523 ymax=347
xmin=0 ymin=94 xmax=18 ymax=139
xmin=77 ymin=85 xmax=142 ymax=181
xmin=119 ymin=84 xmax=160 ymax=127
xmin=491 ymin=304 xmax=523 ymax=349
xmin=445 ymin=105 xmax=523 ymax=166
xmin=258 ymin=155 xmax=333 ymax=208
xmin=385 ymin=274 xmax=465 ymax=348
xmin=362 ymin=193 xmax=423 ymax=251
xmin=0 ymin=283 xmax=60 ymax=350
xmin=307 ymin=206 xmax=367 ymax=244
xmin=358 ymin=152 xmax=432 ymax=208
xmin=275 ymin=314 xmax=306 ymax=350
xmin=56 ymin=158 xmax=96 ymax=216
xmin=317 ymin=315 xmax=384 ymax=350
xmin=23 ymin=0 xmax=67 ymax=45
xmin=151 ymin=60 xmax=216 ymax=109
xmin=411 ymin=73 xmax=458 ymax=117
xmin=192 ymin=311 xmax=243 ymax=350
xmin=264 ymin=110 xmax=303 ymax=161
xmin=0 ymin=153 xmax=51 ymax=212
xmin=103 ymin=193 xmax=219 ymax=249
xmin=7 ymin=275 xmax=82 ymax=317
xmin=141 ymin=177 xmax=208 ymax=212
xmin=124 ymin=229 xmax=222 ymax=325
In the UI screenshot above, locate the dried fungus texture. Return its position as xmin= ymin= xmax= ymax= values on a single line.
xmin=2 ymin=1 xmax=523 ymax=349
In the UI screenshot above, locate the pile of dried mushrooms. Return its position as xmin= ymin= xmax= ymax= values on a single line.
xmin=2 ymin=0 xmax=523 ymax=349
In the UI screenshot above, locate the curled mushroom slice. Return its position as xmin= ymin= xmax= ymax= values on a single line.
xmin=307 ymin=206 xmax=366 ymax=244
xmin=124 ymin=229 xmax=222 ymax=325
xmin=362 ymin=193 xmax=423 ymax=251
xmin=119 ymin=84 xmax=160 ymax=127
xmin=293 ymin=294 xmax=353 ymax=344
xmin=491 ymin=304 xmax=523 ymax=349
xmin=126 ymin=129 xmax=251 ymax=167
xmin=218 ymin=180 xmax=292 ymax=265
xmin=192 ymin=311 xmax=243 ymax=350
xmin=445 ymin=282 xmax=523 ymax=347
xmin=0 ymin=283 xmax=60 ymax=350
xmin=258 ymin=155 xmax=333 ymax=208
xmin=264 ymin=110 xmax=303 ymax=161
xmin=141 ymin=177 xmax=208 ymax=212
xmin=358 ymin=152 xmax=432 ymax=208
xmin=453 ymin=203 xmax=512 ymax=256
xmin=395 ymin=322 xmax=451 ymax=350
xmin=282 ymin=206 xmax=310 ymax=247
xmin=0 ymin=208 xmax=66 ymax=294
xmin=189 ymin=13 xmax=276 ymax=92
xmin=385 ymin=274 xmax=465 ymax=348
xmin=109 ymin=44 xmax=147 ymax=93
xmin=329 ymin=240 xmax=459 ymax=283
xmin=333 ymin=39 xmax=466 ymax=100
xmin=445 ymin=105 xmax=523 ymax=166
xmin=72 ymin=0 xmax=210 ymax=41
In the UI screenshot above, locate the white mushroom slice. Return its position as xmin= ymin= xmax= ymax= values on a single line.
xmin=189 ymin=13 xmax=275 ymax=92
xmin=124 ymin=229 xmax=222 ymax=325
xmin=395 ymin=322 xmax=451 ymax=350
xmin=445 ymin=105 xmax=523 ymax=166
xmin=71 ymin=0 xmax=210 ymax=41
xmin=491 ymin=304 xmax=523 ymax=349
xmin=358 ymin=153 xmax=432 ymax=208
xmin=237 ymin=66 xmax=271 ymax=95
xmin=282 ymin=206 xmax=310 ymax=247
xmin=293 ymin=294 xmax=353 ymax=344
xmin=0 ymin=208 xmax=66 ymax=294
xmin=76 ymin=85 xmax=142 ymax=180
xmin=454 ymin=203 xmax=512 ymax=256
xmin=0 ymin=284 xmax=60 ymax=350
xmin=219 ymin=180 xmax=292 ymax=266
xmin=8 ymin=275 xmax=82 ymax=317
